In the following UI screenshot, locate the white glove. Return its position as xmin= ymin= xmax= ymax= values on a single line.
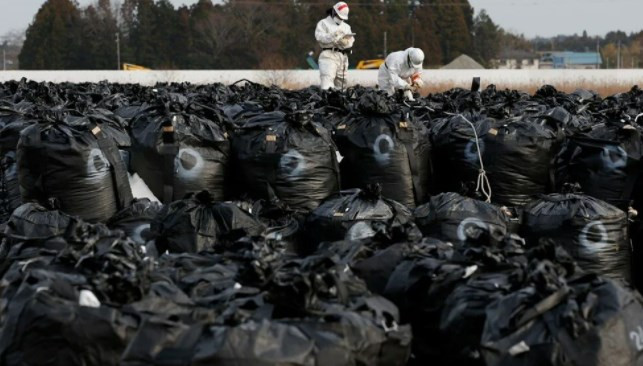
xmin=338 ymin=36 xmax=353 ymax=49
xmin=404 ymin=90 xmax=415 ymax=101
xmin=411 ymin=73 xmax=424 ymax=89
xmin=333 ymin=30 xmax=345 ymax=42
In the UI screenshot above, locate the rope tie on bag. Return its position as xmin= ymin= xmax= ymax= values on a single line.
xmin=635 ymin=113 xmax=643 ymax=123
xmin=446 ymin=113 xmax=492 ymax=202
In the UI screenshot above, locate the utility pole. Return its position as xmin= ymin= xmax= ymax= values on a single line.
xmin=115 ymin=32 xmax=121 ymax=70
xmin=617 ymin=40 xmax=621 ymax=69
xmin=383 ymin=31 xmax=387 ymax=58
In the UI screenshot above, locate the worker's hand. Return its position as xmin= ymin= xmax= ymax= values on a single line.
xmin=333 ymin=30 xmax=345 ymax=42
xmin=404 ymin=90 xmax=415 ymax=102
xmin=338 ymin=35 xmax=353 ymax=49
xmin=411 ymin=73 xmax=424 ymax=90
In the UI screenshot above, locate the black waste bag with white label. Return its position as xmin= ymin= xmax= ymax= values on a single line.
xmin=484 ymin=117 xmax=563 ymax=207
xmin=439 ymin=266 xmax=526 ymax=364
xmin=521 ymin=193 xmax=630 ymax=281
xmin=382 ymin=247 xmax=480 ymax=363
xmin=107 ymin=198 xmax=162 ymax=245
xmin=130 ymin=100 xmax=230 ymax=203
xmin=0 ymin=268 xmax=137 ymax=366
xmin=303 ymin=185 xmax=417 ymax=254
xmin=151 ymin=190 xmax=265 ymax=254
xmin=480 ymin=274 xmax=643 ymax=366
xmin=555 ymin=119 xmax=643 ymax=210
xmin=334 ymin=92 xmax=432 ymax=208
xmin=429 ymin=114 xmax=494 ymax=195
xmin=414 ymin=192 xmax=509 ymax=247
xmin=16 ymin=111 xmax=133 ymax=222
xmin=231 ymin=110 xmax=340 ymax=212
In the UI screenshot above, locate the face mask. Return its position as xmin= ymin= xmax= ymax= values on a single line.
xmin=333 ymin=16 xmax=343 ymax=25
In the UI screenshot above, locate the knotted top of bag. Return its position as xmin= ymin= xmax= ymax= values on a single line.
xmin=357 ymin=91 xmax=393 ymax=116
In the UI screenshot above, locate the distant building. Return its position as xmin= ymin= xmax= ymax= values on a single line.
xmin=539 ymin=52 xmax=602 ymax=69
xmin=493 ymin=50 xmax=540 ymax=69
xmin=441 ymin=54 xmax=485 ymax=69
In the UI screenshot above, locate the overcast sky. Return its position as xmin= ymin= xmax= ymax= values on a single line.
xmin=0 ymin=0 xmax=641 ymax=39
xmin=469 ymin=0 xmax=643 ymax=38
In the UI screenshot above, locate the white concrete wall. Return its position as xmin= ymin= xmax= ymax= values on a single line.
xmin=0 ymin=69 xmax=641 ymax=89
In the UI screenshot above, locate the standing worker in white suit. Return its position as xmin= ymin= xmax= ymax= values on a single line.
xmin=378 ymin=47 xmax=425 ymax=101
xmin=315 ymin=2 xmax=355 ymax=90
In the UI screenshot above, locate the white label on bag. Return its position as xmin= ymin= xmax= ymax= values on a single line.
xmin=131 ymin=223 xmax=151 ymax=244
xmin=280 ymin=149 xmax=306 ymax=178
xmin=87 ymin=148 xmax=110 ymax=179
xmin=463 ymin=265 xmax=478 ymax=279
xmin=345 ymin=221 xmax=376 ymax=241
xmin=600 ymin=145 xmax=627 ymax=171
xmin=508 ymin=341 xmax=530 ymax=356
xmin=578 ymin=220 xmax=609 ymax=251
xmin=630 ymin=326 xmax=643 ymax=351
xmin=457 ymin=217 xmax=488 ymax=242
xmin=79 ymin=290 xmax=101 ymax=308
xmin=373 ymin=134 xmax=394 ymax=165
xmin=175 ymin=148 xmax=205 ymax=178
xmin=464 ymin=139 xmax=485 ymax=164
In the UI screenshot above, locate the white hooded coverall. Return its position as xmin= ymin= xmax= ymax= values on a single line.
xmin=315 ymin=16 xmax=354 ymax=90
xmin=377 ymin=50 xmax=422 ymax=96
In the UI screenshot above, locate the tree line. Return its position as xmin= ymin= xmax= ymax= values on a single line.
xmin=18 ymin=0 xmax=500 ymax=70
xmin=15 ymin=0 xmax=642 ymax=70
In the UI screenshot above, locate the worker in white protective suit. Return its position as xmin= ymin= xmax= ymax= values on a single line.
xmin=315 ymin=2 xmax=355 ymax=90
xmin=378 ymin=48 xmax=425 ymax=101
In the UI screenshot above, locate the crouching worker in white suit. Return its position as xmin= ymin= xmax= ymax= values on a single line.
xmin=378 ymin=47 xmax=425 ymax=101
xmin=315 ymin=2 xmax=355 ymax=90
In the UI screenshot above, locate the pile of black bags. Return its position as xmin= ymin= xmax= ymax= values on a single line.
xmin=0 ymin=79 xmax=641 ymax=365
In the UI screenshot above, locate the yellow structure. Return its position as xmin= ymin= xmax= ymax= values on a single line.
xmin=122 ymin=63 xmax=150 ymax=71
xmin=356 ymin=59 xmax=384 ymax=69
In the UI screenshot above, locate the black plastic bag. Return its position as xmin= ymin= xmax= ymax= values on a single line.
xmin=555 ymin=119 xmax=643 ymax=210
xmin=484 ymin=117 xmax=563 ymax=206
xmin=480 ymin=275 xmax=643 ymax=366
xmin=130 ymin=101 xmax=230 ymax=203
xmin=414 ymin=192 xmax=509 ymax=247
xmin=334 ymin=92 xmax=432 ymax=207
xmin=439 ymin=266 xmax=526 ymax=364
xmin=231 ymin=110 xmax=340 ymax=212
xmin=522 ymin=193 xmax=630 ymax=281
xmin=151 ymin=190 xmax=265 ymax=253
xmin=17 ymin=112 xmax=133 ymax=222
xmin=0 ymin=109 xmax=36 ymax=219
xmin=304 ymin=185 xmax=416 ymax=254
xmin=429 ymin=113 xmax=494 ymax=195
xmin=0 ymin=268 xmax=137 ymax=366
xmin=108 ymin=198 xmax=162 ymax=245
